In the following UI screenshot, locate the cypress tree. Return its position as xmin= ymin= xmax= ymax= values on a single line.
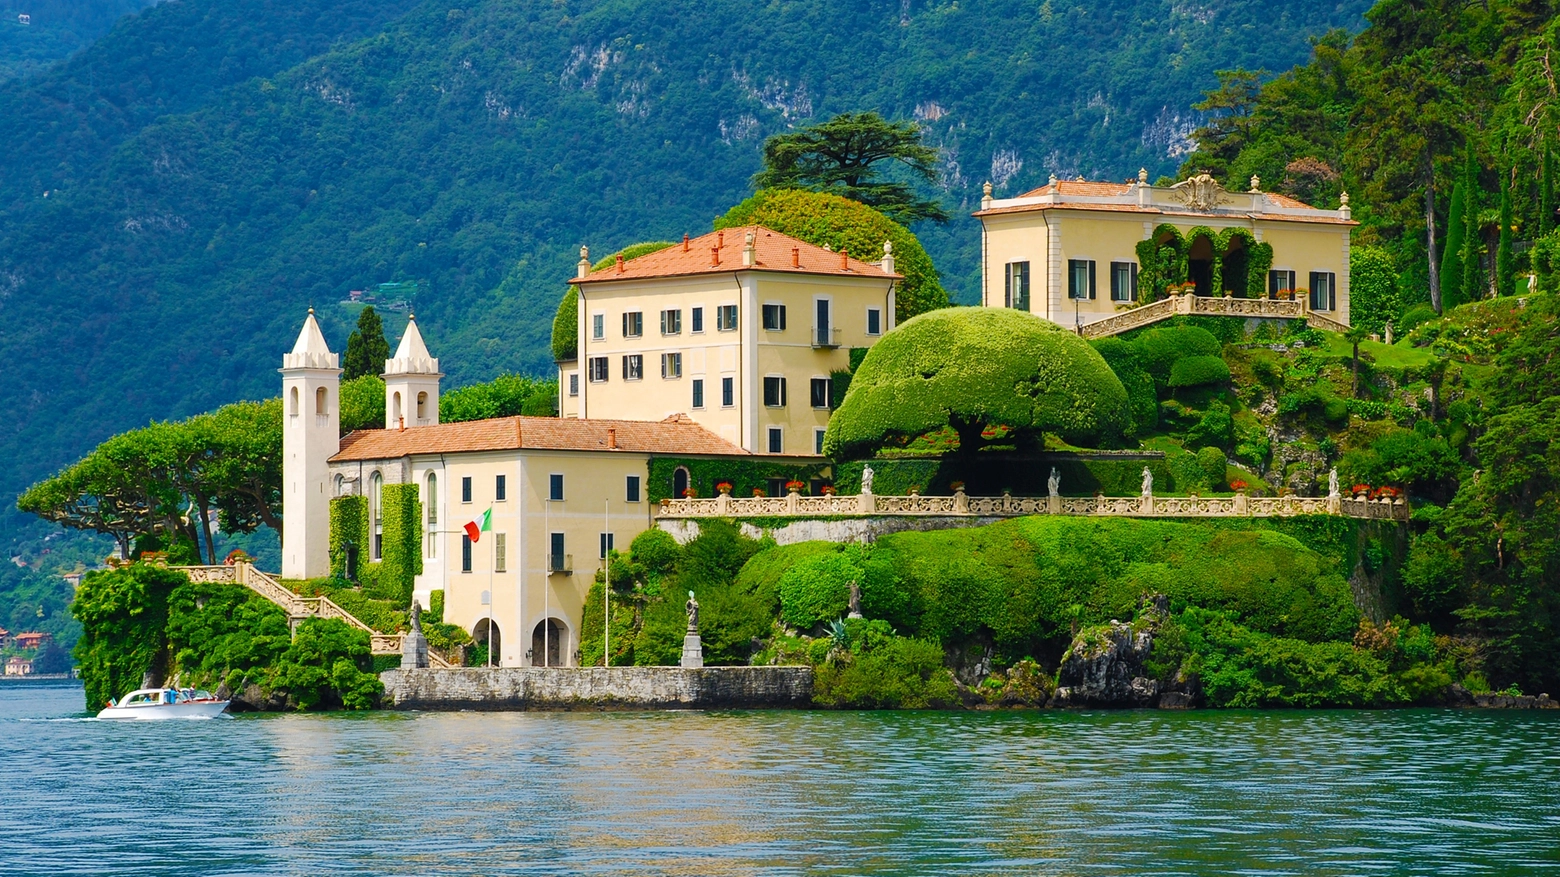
xmin=1458 ymin=151 xmax=1482 ymax=306
xmin=1496 ymin=171 xmax=1515 ymax=297
xmin=343 ymin=305 xmax=390 ymax=380
xmin=1439 ymin=175 xmax=1466 ymax=311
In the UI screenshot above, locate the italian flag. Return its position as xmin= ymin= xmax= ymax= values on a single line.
xmin=464 ymin=508 xmax=492 ymax=542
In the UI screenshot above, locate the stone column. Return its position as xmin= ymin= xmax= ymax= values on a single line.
xmin=1234 ymin=491 xmax=1248 ymax=516
xmin=857 ymin=492 xmax=875 ymax=514
xmin=1047 ymin=494 xmax=1061 ymax=515
xmin=401 ymin=630 xmax=429 ymax=670
xmin=954 ymin=488 xmax=968 ymax=514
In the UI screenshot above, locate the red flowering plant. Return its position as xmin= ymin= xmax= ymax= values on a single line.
xmin=785 ymin=480 xmax=806 ymax=493
xmin=820 ymin=484 xmax=837 ymax=496
xmin=1352 ymin=483 xmax=1371 ymax=496
xmin=682 ymin=488 xmax=698 ymax=498
xmin=752 ymin=488 xmax=767 ymax=497
xmin=949 ymin=480 xmax=966 ymax=492
xmin=1372 ymin=486 xmax=1402 ymax=500
xmin=714 ymin=481 xmax=733 ymax=494
xmin=1229 ymin=479 xmax=1248 ymax=491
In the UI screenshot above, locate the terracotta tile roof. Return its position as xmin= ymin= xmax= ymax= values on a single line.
xmin=1015 ymin=180 xmax=1135 ymax=198
xmin=575 ymin=226 xmax=902 ymax=284
xmin=983 ymin=178 xmax=1348 ymax=223
xmin=331 ymin=414 xmax=750 ymax=462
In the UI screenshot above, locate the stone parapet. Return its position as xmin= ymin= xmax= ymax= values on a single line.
xmin=379 ymin=666 xmax=813 ymax=711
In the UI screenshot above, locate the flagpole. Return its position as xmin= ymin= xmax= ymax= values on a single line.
xmin=544 ymin=499 xmax=549 ymax=668
xmin=487 ymin=536 xmax=493 ymax=669
xmin=603 ymin=498 xmax=610 ymax=668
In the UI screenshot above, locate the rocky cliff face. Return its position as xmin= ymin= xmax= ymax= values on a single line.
xmin=1053 ymin=595 xmax=1198 ymax=709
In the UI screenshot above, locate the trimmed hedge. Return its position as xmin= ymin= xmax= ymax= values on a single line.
xmin=329 ymin=495 xmax=368 ymax=579
xmin=824 ymin=308 xmax=1130 ymax=460
xmin=1169 ymin=355 xmax=1232 ymax=389
xmin=832 ymin=456 xmax=1181 ymax=497
xmin=1135 ymin=325 xmax=1222 ymax=389
xmin=1091 ymin=337 xmax=1158 ymax=434
xmin=716 ymin=189 xmax=947 ymax=322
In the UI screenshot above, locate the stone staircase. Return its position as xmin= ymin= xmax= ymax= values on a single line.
xmin=1078 ymin=292 xmax=1349 ymax=339
xmin=174 ymin=562 xmax=456 ymax=669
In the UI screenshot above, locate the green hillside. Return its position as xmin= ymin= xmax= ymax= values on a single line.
xmin=0 ymin=0 xmax=1368 ymax=542
xmin=0 ymin=0 xmax=156 ymax=80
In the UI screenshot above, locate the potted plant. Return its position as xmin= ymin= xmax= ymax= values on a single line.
xmin=1229 ymin=479 xmax=1248 ymax=492
xmin=785 ymin=480 xmax=806 ymax=494
xmin=820 ymin=484 xmax=837 ymax=496
xmin=752 ymin=488 xmax=767 ymax=497
xmin=682 ymin=488 xmax=698 ymax=498
xmin=715 ymin=481 xmax=733 ymax=495
xmin=949 ymin=480 xmax=966 ymax=493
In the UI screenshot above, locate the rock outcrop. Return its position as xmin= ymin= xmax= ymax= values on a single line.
xmin=1053 ymin=595 xmax=1197 ymax=709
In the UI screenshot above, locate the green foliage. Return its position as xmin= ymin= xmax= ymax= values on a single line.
xmin=1134 ymin=326 xmax=1222 ymax=390
xmin=342 ymin=306 xmax=391 ymax=381
xmin=377 ymin=483 xmax=422 ymax=605
xmin=1091 ymin=337 xmax=1158 ymax=434
xmin=645 ymin=457 xmax=827 ymax=502
xmin=1185 ymin=400 xmax=1234 ymax=450
xmin=165 ymin=581 xmax=291 ymax=693
xmin=1196 ymin=446 xmax=1229 ymax=487
xmin=441 ymin=374 xmax=559 ymax=421
xmin=339 ymin=375 xmax=386 ymax=433
xmin=716 ymin=189 xmax=947 ymax=322
xmin=1497 ymin=175 xmax=1517 ymax=297
xmin=812 ymin=619 xmax=958 ymax=709
xmin=778 ymin=549 xmax=861 ymax=629
xmin=329 ymin=495 xmax=369 ymax=580
xmin=266 ymin=617 xmax=383 ymax=710
xmin=1350 ymin=245 xmax=1400 ymax=333
xmin=831 ymin=457 xmax=1179 ymax=498
xmin=735 ymin=540 xmax=839 ymax=614
xmin=752 ymin=112 xmax=948 ymax=224
xmin=71 ymin=564 xmax=186 ymax=709
xmin=1168 ymin=355 xmax=1231 ymax=389
xmin=1440 ymin=160 xmax=1469 ymax=311
xmin=825 ymin=307 xmax=1129 ymax=460
xmin=1336 ymin=428 xmax=1459 ymax=497
xmin=628 ymin=528 xmax=681 ymax=575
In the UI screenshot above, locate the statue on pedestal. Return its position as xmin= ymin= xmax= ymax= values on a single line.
xmin=1048 ymin=467 xmax=1061 ymax=498
xmin=848 ymin=580 xmax=864 ymax=619
xmin=1328 ymin=468 xmax=1340 ymax=498
xmin=1141 ymin=467 xmax=1154 ymax=498
xmin=681 ymin=590 xmax=704 ymax=669
xmin=409 ymin=599 xmax=422 ymax=634
xmin=685 ymin=591 xmax=699 ymax=633
xmin=861 ymin=465 xmax=874 ymax=495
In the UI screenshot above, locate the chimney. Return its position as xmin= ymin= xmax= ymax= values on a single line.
xmin=717 ymin=231 xmax=724 ymax=248
xmin=682 ymin=233 xmax=690 ymax=252
xmin=710 ymin=246 xmax=720 ymax=267
xmin=615 ymin=254 xmax=625 ymax=273
xmin=606 ymin=426 xmax=617 ymax=449
xmin=791 ymin=247 xmax=800 ymax=268
xmin=839 ymin=250 xmax=849 ymax=270
xmin=576 ymin=245 xmax=590 ymax=279
xmin=742 ymin=230 xmax=755 ymax=267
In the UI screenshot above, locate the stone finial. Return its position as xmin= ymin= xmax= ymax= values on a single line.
xmin=1249 ymin=175 xmax=1261 ymax=193
xmin=880 ymin=240 xmax=895 ymax=275
xmin=1049 ymin=173 xmax=1059 ymax=187
xmin=1138 ymin=168 xmax=1149 ymax=184
xmin=981 ymin=180 xmax=994 ymax=210
xmin=577 ymin=245 xmax=591 ymax=279
xmin=1338 ymin=191 xmax=1352 ymax=220
xmin=742 ymin=230 xmax=755 ymax=267
xmin=982 ymin=181 xmax=992 ymax=197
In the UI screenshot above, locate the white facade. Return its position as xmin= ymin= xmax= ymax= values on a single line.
xmin=383 ymin=316 xmax=442 ymax=429
xmin=280 ymin=310 xmax=341 ymax=579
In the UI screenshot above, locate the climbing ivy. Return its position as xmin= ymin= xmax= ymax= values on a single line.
xmin=379 ymin=483 xmax=423 ymax=605
xmin=329 ymin=495 xmax=369 ymax=579
xmin=647 ymin=457 xmax=829 ymax=502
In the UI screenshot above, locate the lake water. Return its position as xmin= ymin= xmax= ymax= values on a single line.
xmin=2 ymin=681 xmax=1557 ymax=876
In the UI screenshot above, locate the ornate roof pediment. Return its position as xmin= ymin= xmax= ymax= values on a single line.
xmin=1170 ymin=174 xmax=1231 ymax=212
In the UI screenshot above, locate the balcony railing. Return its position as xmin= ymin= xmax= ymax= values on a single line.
xmin=548 ymin=554 xmax=573 ymax=575
xmin=813 ymin=326 xmax=843 ymax=349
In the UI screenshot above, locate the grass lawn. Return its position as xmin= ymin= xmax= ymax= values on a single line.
xmin=1318 ymin=333 xmax=1436 ymax=368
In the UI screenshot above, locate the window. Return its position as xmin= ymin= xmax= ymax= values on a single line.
xmin=1269 ymin=269 xmax=1297 ymax=298
xmin=425 ymin=472 xmax=438 ymax=559
xmin=494 ymin=533 xmax=507 ymax=573
xmin=591 ymin=313 xmax=605 ymax=340
xmin=461 ymin=534 xmax=472 ymax=572
xmin=622 ymin=311 xmax=643 ymax=338
xmin=289 ymin=387 xmax=299 ymax=416
xmin=717 ymin=304 xmax=738 ymax=331
xmin=815 ymin=428 xmax=826 ymax=455
xmin=461 ymin=476 xmax=472 ymax=503
xmin=568 ymin=373 xmax=579 ymax=396
xmin=660 ymin=309 xmax=682 ymax=335
xmin=549 ymin=532 xmax=566 ymax=572
xmin=814 ymin=298 xmax=832 ymax=347
xmin=626 ymin=475 xmax=641 ymax=503
xmin=1110 ymin=262 xmax=1138 ymax=302
xmin=549 ymin=473 xmax=564 ymax=501
xmin=721 ymin=377 xmax=734 ymax=408
xmin=495 ymin=474 xmax=506 ymax=502
xmin=622 ymin=354 xmax=643 ymax=381
xmin=767 ymin=427 xmax=784 ymax=454
xmin=764 ymin=376 xmax=787 ymax=408
xmin=1068 ymin=259 xmax=1096 ymax=299
xmin=1310 ymin=272 xmax=1337 ymax=311
xmin=810 ymin=377 xmax=831 ymax=409
xmin=762 ymin=303 xmax=787 ymax=330
xmin=867 ymin=307 xmax=882 ymax=336
xmin=370 ymin=472 xmax=383 ymax=561
xmin=416 ymin=392 xmax=428 ymax=420
xmin=1005 ymin=261 xmax=1031 ymax=310
xmin=661 ymin=352 xmax=682 ymax=379
xmin=588 ymin=357 xmax=608 ymax=382
xmin=315 ymin=386 xmax=328 ymax=415
xmin=599 ymin=532 xmax=615 ymax=559
xmin=691 ymin=306 xmax=704 ymax=333
xmin=691 ymin=378 xmax=705 ymax=409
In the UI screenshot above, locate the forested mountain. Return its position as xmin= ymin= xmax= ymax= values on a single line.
xmin=0 ymin=0 xmax=1369 ymax=546
xmin=0 ymin=0 xmax=157 ymax=80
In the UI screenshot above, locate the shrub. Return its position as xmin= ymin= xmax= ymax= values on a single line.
xmin=778 ymin=550 xmax=861 ymax=629
xmin=1168 ymin=355 xmax=1232 ymax=389
xmin=812 ymin=619 xmax=958 ymax=709
xmin=1196 ymin=447 xmax=1229 ymax=488
xmin=266 ymin=617 xmax=382 ymax=710
xmin=1135 ymin=326 xmax=1222 ymax=388
xmin=629 ymin=528 xmax=682 ymax=576
xmin=1185 ymin=400 xmax=1235 ymax=449
xmin=442 ymin=374 xmax=559 ymax=422
xmin=735 ymin=541 xmax=841 ymax=612
xmin=1399 ymin=304 xmax=1439 ymax=334
xmin=1349 ymin=245 xmax=1400 ymax=334
xmin=716 ymin=189 xmax=947 ymax=321
xmin=1091 ymin=337 xmax=1158 ymax=434
xmin=165 ymin=581 xmax=291 ymax=693
xmin=825 ymin=307 xmax=1130 ymax=460
xmin=71 ymin=564 xmax=187 ymax=710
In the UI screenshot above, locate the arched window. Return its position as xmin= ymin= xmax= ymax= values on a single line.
xmin=289 ymin=387 xmax=300 ymax=417
xmin=334 ymin=474 xmax=345 ymax=496
xmin=673 ymin=467 xmax=690 ymax=499
xmin=370 ymin=472 xmax=384 ymax=560
xmin=416 ymin=391 xmax=428 ymax=420
xmin=425 ymin=472 xmax=438 ymax=559
xmin=392 ymin=391 xmax=403 ymax=426
xmin=315 ymin=386 xmax=328 ymax=416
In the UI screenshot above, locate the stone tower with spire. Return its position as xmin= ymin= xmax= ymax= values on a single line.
xmin=383 ymin=315 xmax=442 ymax=429
xmin=281 ymin=309 xmax=341 ymax=579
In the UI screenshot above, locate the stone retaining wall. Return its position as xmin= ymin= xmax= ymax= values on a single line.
xmin=380 ymin=666 xmax=813 ymax=711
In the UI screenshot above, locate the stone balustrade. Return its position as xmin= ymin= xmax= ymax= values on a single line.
xmin=1079 ymin=292 xmax=1347 ymax=339
xmin=658 ymin=489 xmax=1408 ymax=522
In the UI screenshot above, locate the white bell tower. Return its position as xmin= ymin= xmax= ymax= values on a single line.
xmin=383 ymin=315 xmax=442 ymax=429
xmin=281 ymin=309 xmax=341 ymax=580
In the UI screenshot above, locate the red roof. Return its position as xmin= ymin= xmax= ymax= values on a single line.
xmin=1016 ymin=180 xmax=1135 ymax=198
xmin=331 ymin=414 xmax=749 ymax=462
xmin=978 ymin=179 xmax=1350 ymax=224
xmin=575 ymin=226 xmax=901 ymax=284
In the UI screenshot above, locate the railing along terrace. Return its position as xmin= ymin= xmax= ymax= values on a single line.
xmin=1078 ymin=292 xmax=1346 ymax=339
xmin=658 ymin=487 xmax=1408 ymax=522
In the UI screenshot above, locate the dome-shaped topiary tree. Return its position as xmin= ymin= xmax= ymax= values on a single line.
xmin=823 ymin=308 xmax=1130 ymax=460
xmin=715 ymin=189 xmax=948 ymax=322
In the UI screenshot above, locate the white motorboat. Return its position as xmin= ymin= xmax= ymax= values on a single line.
xmin=96 ymin=687 xmax=230 ymax=719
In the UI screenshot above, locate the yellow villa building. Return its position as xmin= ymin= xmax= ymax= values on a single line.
xmin=559 ymin=227 xmax=901 ymax=456
xmin=974 ymin=172 xmax=1356 ymax=330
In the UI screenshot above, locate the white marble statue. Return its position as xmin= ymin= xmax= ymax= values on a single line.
xmin=1329 ymin=468 xmax=1339 ymax=498
xmin=861 ymin=465 xmax=874 ymax=495
xmin=1048 ymin=467 xmax=1061 ymax=498
xmin=1141 ymin=467 xmax=1153 ymax=497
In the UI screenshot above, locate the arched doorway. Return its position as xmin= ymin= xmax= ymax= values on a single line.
xmin=531 ymin=618 xmax=567 ymax=667
xmin=1221 ymin=233 xmax=1249 ymax=296
xmin=473 ymin=618 xmax=501 ymax=666
xmin=1188 ymin=234 xmax=1216 ymax=296
xmin=672 ymin=466 xmax=690 ymax=499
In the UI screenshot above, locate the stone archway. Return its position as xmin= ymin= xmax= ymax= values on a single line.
xmin=1187 ymin=233 xmax=1216 ymax=296
xmin=673 ymin=466 xmax=690 ymax=499
xmin=531 ymin=618 xmax=567 ymax=667
xmin=473 ymin=618 xmax=501 ymax=666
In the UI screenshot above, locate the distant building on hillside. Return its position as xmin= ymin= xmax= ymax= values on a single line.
xmin=17 ymin=13 xmax=31 ymax=25
xmin=974 ymin=171 xmax=1356 ymax=330
xmin=0 ymin=627 xmax=9 ymax=649
xmin=13 ymin=632 xmax=51 ymax=650
xmin=5 ymin=657 xmax=32 ymax=676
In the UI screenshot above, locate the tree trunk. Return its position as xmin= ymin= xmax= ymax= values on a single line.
xmin=196 ymin=496 xmax=216 ymax=565
xmin=1352 ymin=341 xmax=1360 ymax=398
xmin=1425 ymin=153 xmax=1443 ymax=313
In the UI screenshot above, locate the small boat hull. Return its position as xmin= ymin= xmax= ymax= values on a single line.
xmin=97 ymin=690 xmax=230 ymax=720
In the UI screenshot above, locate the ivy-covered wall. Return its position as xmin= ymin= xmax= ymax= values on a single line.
xmin=379 ymin=483 xmax=423 ymax=605
xmin=1135 ymin=223 xmax=1274 ymax=300
xmin=647 ymin=457 xmax=831 ymax=501
xmin=329 ymin=495 xmax=369 ymax=579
